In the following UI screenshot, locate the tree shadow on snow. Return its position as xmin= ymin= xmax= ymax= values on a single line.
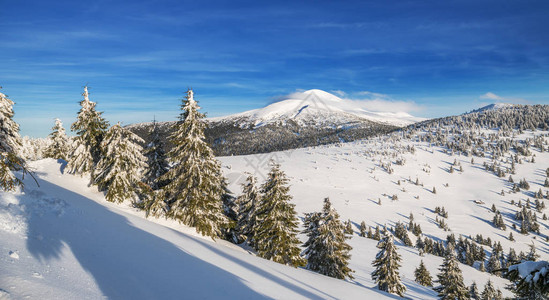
xmin=57 ymin=159 xmax=67 ymax=174
xmin=170 ymin=228 xmax=354 ymax=299
xmin=22 ymin=178 xmax=269 ymax=299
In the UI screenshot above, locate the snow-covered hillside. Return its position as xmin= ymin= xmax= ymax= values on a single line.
xmin=0 ymin=159 xmax=428 ymax=299
xmin=220 ymin=125 xmax=549 ymax=298
xmin=209 ymin=89 xmax=424 ymax=128
xmin=1 ymin=143 xmax=519 ymax=299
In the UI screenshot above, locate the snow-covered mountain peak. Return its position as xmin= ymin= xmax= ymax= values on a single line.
xmin=298 ymin=89 xmax=345 ymax=103
xmin=209 ymin=89 xmax=425 ymax=127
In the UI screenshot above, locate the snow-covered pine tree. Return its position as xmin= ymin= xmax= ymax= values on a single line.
xmin=143 ymin=119 xmax=169 ymax=190
xmin=157 ymin=89 xmax=228 ymax=238
xmin=0 ymin=88 xmax=27 ymax=191
xmin=371 ymin=233 xmax=406 ymax=297
xmin=236 ymin=174 xmax=260 ymax=247
xmin=526 ymin=242 xmax=540 ymax=261
xmin=480 ymin=280 xmax=498 ymax=300
xmin=302 ymin=197 xmax=353 ymax=279
xmin=220 ymin=179 xmax=239 ymax=243
xmin=414 ymin=260 xmax=432 ymax=286
xmin=344 ymin=219 xmax=353 ymax=235
xmin=44 ymin=118 xmax=70 ymax=160
xmin=486 ymin=252 xmax=502 ymax=276
xmin=143 ymin=121 xmax=169 ymax=217
xmin=434 ymin=246 xmax=469 ymax=299
xmin=255 ymin=160 xmax=305 ymax=267
xmin=373 ymin=226 xmax=381 ymax=240
xmin=93 ymin=123 xmax=146 ymax=203
xmin=469 ymin=281 xmax=480 ymax=299
xmin=67 ymin=86 xmax=109 ymax=175
xmin=359 ymin=220 xmax=367 ymax=237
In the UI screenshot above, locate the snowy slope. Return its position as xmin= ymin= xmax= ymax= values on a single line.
xmin=1 ymin=159 xmax=420 ymax=299
xmin=209 ymin=89 xmax=424 ymax=127
xmin=1 ymin=156 xmax=513 ymax=299
xmin=220 ymin=129 xmax=549 ymax=298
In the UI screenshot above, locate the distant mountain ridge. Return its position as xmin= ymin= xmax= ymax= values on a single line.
xmin=410 ymin=103 xmax=549 ymax=132
xmin=128 ymin=89 xmax=418 ymax=156
xmin=130 ymin=96 xmax=549 ymax=156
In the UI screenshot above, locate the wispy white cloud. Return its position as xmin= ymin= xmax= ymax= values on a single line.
xmin=340 ymin=48 xmax=387 ymax=56
xmin=1 ymin=29 xmax=118 ymax=50
xmin=355 ymin=91 xmax=392 ymax=100
xmin=330 ymin=90 xmax=346 ymax=97
xmin=310 ymin=22 xmax=367 ymax=29
xmin=479 ymin=92 xmax=504 ymax=101
xmin=347 ymin=98 xmax=423 ymax=113
xmin=479 ymin=92 xmax=530 ymax=104
xmin=347 ymin=91 xmax=423 ymax=113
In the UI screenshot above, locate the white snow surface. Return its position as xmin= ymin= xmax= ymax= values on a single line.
xmin=1 ymin=159 xmax=410 ymax=299
xmin=220 ymin=129 xmax=549 ymax=298
xmin=209 ymin=89 xmax=425 ymax=127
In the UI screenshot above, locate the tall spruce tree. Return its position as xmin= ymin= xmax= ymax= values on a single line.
xmin=220 ymin=180 xmax=239 ymax=243
xmin=469 ymin=282 xmax=480 ymax=299
xmin=302 ymin=197 xmax=354 ymax=279
xmin=486 ymin=252 xmax=502 ymax=276
xmin=67 ymin=86 xmax=109 ymax=175
xmin=434 ymin=246 xmax=469 ymax=300
xmin=359 ymin=221 xmax=367 ymax=237
xmin=143 ymin=119 xmax=169 ymax=190
xmin=255 ymin=160 xmax=305 ymax=267
xmin=480 ymin=280 xmax=498 ymax=300
xmin=371 ymin=233 xmax=406 ymax=297
xmin=44 ymin=118 xmax=70 ymax=160
xmin=93 ymin=123 xmax=146 ymax=203
xmin=143 ymin=120 xmax=169 ymax=218
xmin=236 ymin=174 xmax=261 ymax=247
xmin=157 ymin=89 xmax=227 ymax=238
xmin=414 ymin=260 xmax=433 ymax=286
xmin=0 ymin=88 xmax=27 ymax=191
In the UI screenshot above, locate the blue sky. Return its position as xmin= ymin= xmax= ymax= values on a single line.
xmin=1 ymin=0 xmax=549 ymax=137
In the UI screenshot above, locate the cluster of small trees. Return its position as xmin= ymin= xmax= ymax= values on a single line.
xmin=371 ymin=231 xmax=509 ymax=299
xmin=21 ymin=136 xmax=53 ymax=160
xmin=434 ymin=206 xmax=448 ymax=218
xmin=393 ymin=221 xmax=413 ymax=246
xmin=515 ymin=205 xmax=541 ymax=234
xmin=492 ymin=210 xmax=506 ymax=230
